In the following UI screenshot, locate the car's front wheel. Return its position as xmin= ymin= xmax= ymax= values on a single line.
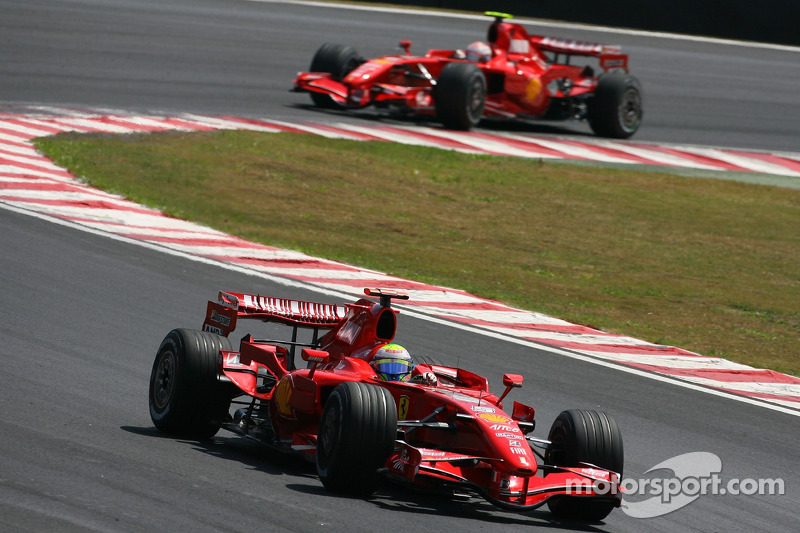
xmin=545 ymin=409 xmax=624 ymax=522
xmin=308 ymin=43 xmax=363 ymax=108
xmin=149 ymin=328 xmax=232 ymax=439
xmin=316 ymin=381 xmax=397 ymax=496
xmin=588 ymin=72 xmax=643 ymax=138
xmin=435 ymin=62 xmax=487 ymax=130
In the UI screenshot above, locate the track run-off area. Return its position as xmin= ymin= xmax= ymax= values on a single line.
xmin=1 ymin=107 xmax=799 ymax=416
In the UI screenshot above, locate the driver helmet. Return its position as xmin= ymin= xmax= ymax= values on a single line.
xmin=371 ymin=344 xmax=414 ymax=382
xmin=465 ymin=41 xmax=492 ymax=62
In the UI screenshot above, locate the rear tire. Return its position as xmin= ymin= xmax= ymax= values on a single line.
xmin=316 ymin=381 xmax=397 ymax=496
xmin=308 ymin=43 xmax=362 ymax=108
xmin=588 ymin=72 xmax=643 ymax=138
xmin=435 ymin=62 xmax=486 ymax=130
xmin=545 ymin=409 xmax=624 ymax=522
xmin=149 ymin=328 xmax=232 ymax=439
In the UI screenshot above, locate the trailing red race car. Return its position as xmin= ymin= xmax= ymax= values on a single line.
xmin=292 ymin=12 xmax=643 ymax=138
xmin=149 ymin=288 xmax=624 ymax=522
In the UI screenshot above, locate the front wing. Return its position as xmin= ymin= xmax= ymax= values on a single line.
xmin=294 ymin=73 xmax=439 ymax=113
xmin=387 ymin=441 xmax=621 ymax=511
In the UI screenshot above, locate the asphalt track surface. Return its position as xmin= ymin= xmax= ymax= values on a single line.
xmin=2 ymin=0 xmax=800 ymax=153
xmin=1 ymin=1 xmax=798 ymax=532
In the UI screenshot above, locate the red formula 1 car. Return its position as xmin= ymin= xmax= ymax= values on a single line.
xmin=149 ymin=288 xmax=624 ymax=522
xmin=293 ymin=12 xmax=643 ymax=138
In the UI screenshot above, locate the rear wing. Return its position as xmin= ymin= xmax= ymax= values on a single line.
xmin=202 ymin=290 xmax=347 ymax=337
xmin=530 ymin=36 xmax=628 ymax=71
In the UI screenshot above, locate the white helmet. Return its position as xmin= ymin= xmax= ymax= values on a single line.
xmin=465 ymin=41 xmax=492 ymax=62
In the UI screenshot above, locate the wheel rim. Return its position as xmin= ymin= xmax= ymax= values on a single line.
xmin=547 ymin=431 xmax=567 ymax=466
xmin=153 ymin=350 xmax=176 ymax=410
xmin=468 ymin=77 xmax=485 ymax=121
xmin=319 ymin=402 xmax=341 ymax=466
xmin=618 ymin=87 xmax=642 ymax=131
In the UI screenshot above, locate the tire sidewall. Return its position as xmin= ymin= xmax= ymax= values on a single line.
xmin=545 ymin=409 xmax=624 ymax=522
xmin=149 ymin=331 xmax=187 ymax=426
xmin=310 ymin=43 xmax=361 ymax=81
xmin=316 ymin=386 xmax=346 ymax=479
xmin=148 ymin=328 xmax=231 ymax=438
xmin=316 ymin=381 xmax=397 ymax=495
xmin=589 ymin=72 xmax=643 ymax=138
xmin=435 ymin=62 xmax=487 ymax=130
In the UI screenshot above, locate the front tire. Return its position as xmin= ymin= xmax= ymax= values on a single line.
xmin=149 ymin=328 xmax=232 ymax=439
xmin=316 ymin=381 xmax=397 ymax=496
xmin=545 ymin=409 xmax=624 ymax=522
xmin=308 ymin=43 xmax=362 ymax=108
xmin=588 ymin=72 xmax=643 ymax=139
xmin=435 ymin=62 xmax=486 ymax=130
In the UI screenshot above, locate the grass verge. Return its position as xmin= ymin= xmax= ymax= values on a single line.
xmin=34 ymin=130 xmax=800 ymax=376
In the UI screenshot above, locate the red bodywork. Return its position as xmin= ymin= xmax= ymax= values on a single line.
xmin=293 ymin=15 xmax=629 ymax=124
xmin=201 ymin=288 xmax=621 ymax=512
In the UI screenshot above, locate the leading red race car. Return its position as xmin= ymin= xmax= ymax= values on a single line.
xmin=292 ymin=12 xmax=643 ymax=138
xmin=149 ymin=288 xmax=624 ymax=522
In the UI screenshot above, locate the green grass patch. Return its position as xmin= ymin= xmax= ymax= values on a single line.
xmin=35 ymin=130 xmax=800 ymax=376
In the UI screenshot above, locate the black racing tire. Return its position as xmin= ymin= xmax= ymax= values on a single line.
xmin=316 ymin=381 xmax=397 ymax=496
xmin=308 ymin=43 xmax=362 ymax=108
xmin=545 ymin=409 xmax=624 ymax=522
xmin=588 ymin=72 xmax=643 ymax=139
xmin=149 ymin=328 xmax=232 ymax=439
xmin=435 ymin=62 xmax=486 ymax=130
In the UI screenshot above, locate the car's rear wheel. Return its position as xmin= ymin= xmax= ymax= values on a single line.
xmin=545 ymin=409 xmax=624 ymax=522
xmin=316 ymin=381 xmax=397 ymax=496
xmin=308 ymin=43 xmax=362 ymax=108
xmin=149 ymin=328 xmax=232 ymax=439
xmin=435 ymin=62 xmax=486 ymax=130
xmin=588 ymin=72 xmax=643 ymax=138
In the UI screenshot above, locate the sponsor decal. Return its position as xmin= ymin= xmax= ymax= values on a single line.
xmin=489 ymin=424 xmax=521 ymax=433
xmin=275 ymin=376 xmax=295 ymax=418
xmin=510 ymin=447 xmax=528 ymax=456
xmin=509 ymin=440 xmax=522 ymax=447
xmin=304 ymin=352 xmax=327 ymax=363
xmin=495 ymin=432 xmax=519 ymax=439
xmin=471 ymin=405 xmax=496 ymax=414
xmin=422 ymin=451 xmax=447 ymax=457
xmin=603 ymin=59 xmax=626 ymax=68
xmin=525 ymin=77 xmax=542 ymax=101
xmin=203 ymin=324 xmax=224 ymax=335
xmin=579 ymin=468 xmax=609 ymax=478
xmin=398 ymin=396 xmax=410 ymax=421
xmin=209 ymin=310 xmax=231 ymax=326
xmin=539 ymin=37 xmax=603 ymax=54
xmin=225 ymin=353 xmax=241 ymax=366
xmin=431 ymin=389 xmax=481 ymax=404
xmin=477 ymin=413 xmax=512 ymax=424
